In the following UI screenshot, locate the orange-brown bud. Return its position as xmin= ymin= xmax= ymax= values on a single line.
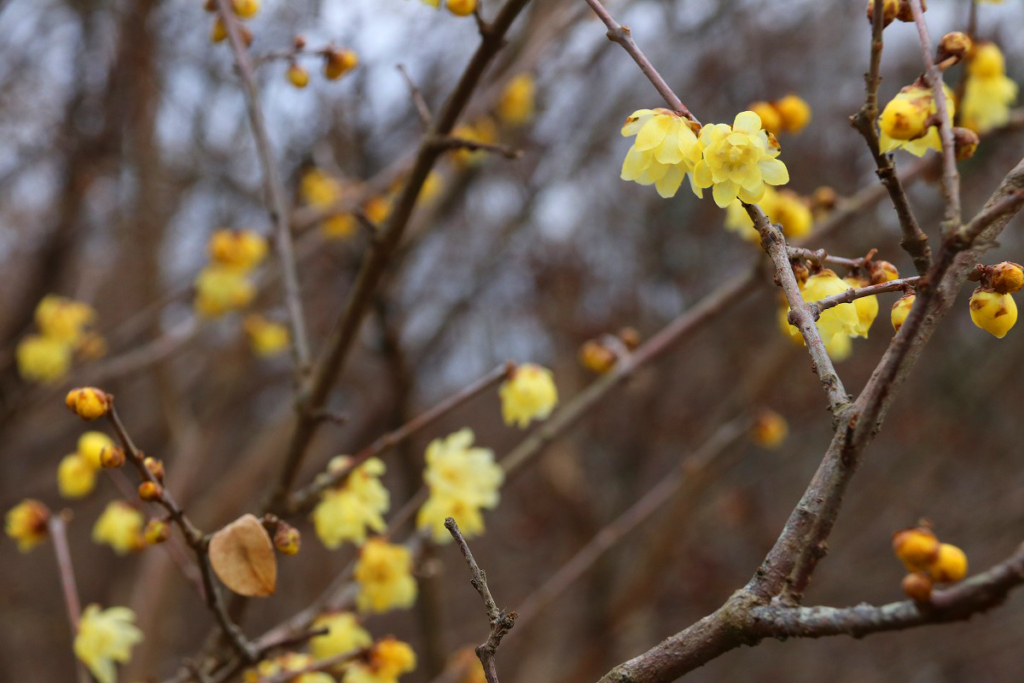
xmin=65 ymin=387 xmax=111 ymax=421
xmin=896 ymin=0 xmax=924 ymax=23
xmin=144 ymin=519 xmax=171 ymax=545
xmin=617 ymin=327 xmax=640 ymax=350
xmin=578 ymin=340 xmax=616 ymax=374
xmin=892 ymin=526 xmax=940 ymax=571
xmin=812 ymin=186 xmax=838 ymax=212
xmin=866 ymin=0 xmax=898 ymax=27
xmin=927 ymin=543 xmax=968 ymax=583
xmin=869 ymin=260 xmax=900 ymax=285
xmin=138 ymin=481 xmax=163 ymax=502
xmin=99 ymin=446 xmax=126 ymax=469
xmin=938 ymin=32 xmax=972 ymax=62
xmin=990 ymin=262 xmax=1024 ymax=295
xmin=143 ymin=457 xmax=165 ymax=482
xmin=901 ymin=572 xmax=933 ymax=602
xmin=273 ymin=522 xmax=301 ymax=556
xmin=953 ymin=127 xmax=979 ymax=161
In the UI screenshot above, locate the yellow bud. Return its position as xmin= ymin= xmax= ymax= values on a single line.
xmin=65 ymin=387 xmax=111 ymax=421
xmin=78 ymin=432 xmax=113 ymax=469
xmin=287 ymin=64 xmax=310 ymax=89
xmin=143 ymin=457 xmax=165 ymax=482
xmin=869 ymin=260 xmax=900 ymax=284
xmin=774 ymin=94 xmax=812 ymax=133
xmin=990 ymin=262 xmax=1024 ymax=295
xmin=927 ymin=543 xmax=967 ymax=583
xmin=58 ymin=454 xmax=97 ymax=499
xmin=866 ymin=0 xmax=899 ymax=26
xmin=232 ymin=0 xmax=260 ymax=17
xmin=138 ymin=481 xmax=163 ymax=502
xmin=953 ymin=127 xmax=979 ymax=161
xmin=364 ymin=196 xmax=391 ymax=226
xmin=144 ymin=519 xmax=171 ymax=545
xmin=750 ymin=410 xmax=788 ymax=449
xmin=891 ymin=293 xmax=915 ymax=332
xmin=892 ymin=526 xmax=939 ymax=572
xmin=879 ymin=97 xmax=929 ymax=142
xmin=812 ymin=186 xmax=838 ymax=212
xmin=100 ymin=445 xmax=126 ymax=469
xmin=748 ymin=101 xmax=782 ymax=135
xmin=901 ymin=572 xmax=933 ymax=602
xmin=211 ymin=17 xmax=227 ymax=43
xmin=895 ymin=0 xmax=924 ymax=23
xmin=17 ymin=335 xmax=72 ymax=384
xmin=969 ymin=288 xmax=1018 ymax=338
xmin=446 ymin=0 xmax=477 ymax=16
xmin=938 ymin=32 xmax=972 ymax=62
xmin=273 ymin=523 xmax=301 ymax=555
xmin=5 ymin=499 xmax=50 ymax=552
xmin=324 ymin=49 xmax=358 ymax=80
xmin=578 ymin=340 xmax=616 ymax=374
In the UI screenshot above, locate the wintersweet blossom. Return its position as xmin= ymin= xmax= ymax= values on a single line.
xmin=499 ymin=364 xmax=558 ymax=428
xmin=692 ymin=111 xmax=790 ymax=208
xmin=724 ymin=187 xmax=812 ymax=242
xmin=194 ymin=265 xmax=255 ymax=317
xmin=780 ymin=270 xmax=861 ymax=361
xmin=74 ymin=605 xmax=143 ymax=683
xmin=879 ymin=83 xmax=956 ymax=156
xmin=844 ymin=276 xmax=879 ymax=338
xmin=962 ymin=43 xmax=1018 ymax=133
xmin=78 ymin=431 xmax=114 ymax=469
xmin=417 ymin=429 xmax=502 ymax=542
xmin=208 ymin=229 xmax=267 ymax=272
xmin=343 ymin=637 xmax=417 ymax=683
xmin=244 ymin=315 xmax=290 ymax=356
xmin=16 ymin=334 xmax=72 ymax=383
xmin=35 ymin=295 xmax=96 ymax=345
xmin=58 ymin=453 xmax=97 ymax=499
xmin=310 ymin=612 xmax=372 ymax=661
xmin=497 ymin=73 xmax=536 ymax=127
xmin=312 ymin=458 xmax=390 ymax=549
xmin=92 ymin=502 xmax=145 ymax=554
xmin=5 ymin=499 xmax=49 ymax=552
xmin=244 ymin=653 xmax=333 ymax=683
xmin=620 ymin=108 xmax=703 ymax=198
xmin=354 ymin=538 xmax=417 ymax=614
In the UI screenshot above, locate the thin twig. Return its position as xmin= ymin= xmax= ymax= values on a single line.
xmin=909 ymin=0 xmax=961 ymax=230
xmin=445 ymin=518 xmax=515 ymax=683
xmin=786 ymin=246 xmax=868 ymax=270
xmin=807 ymin=277 xmax=921 ymax=317
xmin=48 ymin=513 xmax=91 ymax=683
xmin=214 ymin=0 xmax=312 ymax=384
xmin=431 ymin=135 xmax=523 ymax=160
xmin=397 ymin=63 xmax=433 ymax=125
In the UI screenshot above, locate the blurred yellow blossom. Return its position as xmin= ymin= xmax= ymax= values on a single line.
xmin=751 ymin=410 xmax=788 ymax=449
xmin=311 ymin=612 xmax=372 ymax=661
xmin=208 ymin=229 xmax=268 ymax=272
xmin=74 ymin=605 xmax=143 ymax=683
xmin=35 ymin=295 xmax=96 ymax=345
xmin=747 ymin=101 xmax=782 ymax=135
xmin=92 ymin=502 xmax=145 ymax=554
xmin=500 ymin=364 xmax=558 ymax=428
xmin=312 ymin=458 xmax=389 ymax=548
xmin=325 ymin=49 xmax=359 ymax=80
xmin=323 ymin=213 xmax=358 ymax=239
xmin=724 ymin=187 xmax=812 ymax=242
xmin=16 ymin=334 xmax=72 ymax=383
xmin=446 ymin=0 xmax=476 ymax=16
xmin=962 ymin=42 xmax=1018 ymax=133
xmin=232 ymin=0 xmax=260 ymax=18
xmin=620 ymin=108 xmax=702 ymax=198
xmin=497 ymin=73 xmax=536 ymax=127
xmin=244 ymin=653 xmax=334 ymax=683
xmin=692 ymin=111 xmax=790 ymax=207
xmin=451 ymin=118 xmax=498 ymax=167
xmin=78 ymin=431 xmax=114 ymax=469
xmin=343 ymin=637 xmax=417 ymax=683
xmin=774 ymin=94 xmax=812 ymax=133
xmin=5 ymin=499 xmax=49 ymax=552
xmin=244 ymin=315 xmax=290 ymax=357
xmin=58 ymin=453 xmax=97 ymax=499
xmin=364 ymin=196 xmax=392 ymax=226
xmin=354 ymin=538 xmax=417 ymax=613
xmin=194 ymin=265 xmax=255 ymax=317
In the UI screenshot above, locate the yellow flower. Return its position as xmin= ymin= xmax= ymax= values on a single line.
xmin=962 ymin=44 xmax=1018 ymax=133
xmin=58 ymin=453 xmax=98 ymax=499
xmin=879 ymin=83 xmax=956 ymax=156
xmin=65 ymin=387 xmax=111 ymax=421
xmin=35 ymin=295 xmax=96 ymax=345
xmin=364 ymin=196 xmax=392 ymax=226
xmin=16 ymin=334 xmax=72 ymax=383
xmin=312 ymin=458 xmax=389 ymax=549
xmin=499 ymin=364 xmax=558 ymax=428
xmin=5 ymin=499 xmax=49 ymax=552
xmin=446 ymin=0 xmax=476 ymax=16
xmin=78 ymin=431 xmax=114 ymax=469
xmin=891 ymin=293 xmax=915 ymax=332
xmin=208 ymin=229 xmax=268 ymax=272
xmin=724 ymin=187 xmax=811 ymax=242
xmin=301 ymin=169 xmax=342 ymax=208
xmin=311 ymin=612 xmax=372 ymax=661
xmin=969 ymin=288 xmax=1018 ymax=338
xmin=843 ymin=276 xmax=879 ymax=338
xmin=417 ymin=429 xmax=502 ymax=543
xmin=420 ymin=171 xmax=444 ymax=203
xmin=325 ymin=49 xmax=359 ymax=80
xmin=620 ymin=108 xmax=703 ymax=198
xmin=323 ymin=213 xmax=358 ymax=239
xmin=451 ymin=118 xmax=498 ymax=167
xmin=232 ymin=0 xmax=260 ymax=18
xmin=497 ymin=73 xmax=536 ymax=127
xmin=74 ymin=605 xmax=143 ymax=683
xmin=194 ymin=265 xmax=255 ymax=317
xmin=750 ymin=410 xmax=788 ymax=449
xmin=774 ymin=94 xmax=812 ymax=133
xmin=245 ymin=654 xmax=332 ymax=683
xmin=825 ymin=331 xmax=852 ymax=362
xmin=354 ymin=538 xmax=417 ymax=614
xmin=288 ymin=64 xmax=311 ymax=89
xmin=244 ymin=315 xmax=290 ymax=356
xmin=801 ymin=270 xmax=860 ymax=340
xmin=344 ymin=637 xmax=417 ymax=683
xmin=747 ymin=101 xmax=782 ymax=135
xmin=92 ymin=502 xmax=145 ymax=554
xmin=692 ymin=111 xmax=789 ymax=208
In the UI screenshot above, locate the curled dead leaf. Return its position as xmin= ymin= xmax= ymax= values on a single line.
xmin=208 ymin=513 xmax=277 ymax=597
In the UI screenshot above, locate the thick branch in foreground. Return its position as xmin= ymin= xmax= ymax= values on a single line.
xmin=445 ymin=518 xmax=515 ymax=683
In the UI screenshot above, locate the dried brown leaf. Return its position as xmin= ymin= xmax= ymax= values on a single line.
xmin=208 ymin=513 xmax=277 ymax=597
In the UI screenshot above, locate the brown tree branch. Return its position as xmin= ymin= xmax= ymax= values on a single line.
xmin=214 ymin=0 xmax=312 ymax=383
xmin=807 ymin=277 xmax=920 ymax=317
xmin=430 ymin=135 xmax=523 ymax=160
xmin=398 ymin=63 xmax=433 ymax=126
xmin=445 ymin=518 xmax=516 ymax=683
xmin=48 ymin=513 xmax=92 ymax=683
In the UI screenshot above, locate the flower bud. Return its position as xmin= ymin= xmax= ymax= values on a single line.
xmin=938 ymin=32 xmax=972 ymax=62
xmin=143 ymin=457 xmax=165 ymax=482
xmin=866 ymin=0 xmax=899 ymax=27
xmin=891 ymin=294 xmax=915 ymax=332
xmin=748 ymin=101 xmax=782 ymax=135
xmin=989 ymin=262 xmax=1024 ymax=295
xmin=287 ymin=64 xmax=310 ymax=89
xmin=232 ymin=0 xmax=260 ymax=17
xmin=879 ymin=97 xmax=929 ymax=142
xmin=901 ymin=572 xmax=933 ymax=602
xmin=892 ymin=526 xmax=939 ymax=571
xmin=953 ymin=127 xmax=979 ymax=161
xmin=969 ymin=288 xmax=1018 ymax=338
xmin=65 ymin=387 xmax=111 ymax=421
xmin=578 ymin=340 xmax=616 ymax=374
xmin=791 ymin=260 xmax=810 ymax=287
xmin=812 ymin=186 xmax=838 ymax=212
xmin=617 ymin=327 xmax=640 ymax=350
xmin=144 ymin=519 xmax=171 ymax=545
xmin=211 ymin=17 xmax=227 ymax=43
xmin=204 ymin=0 xmax=216 ymax=11
xmin=750 ymin=410 xmax=788 ymax=449
xmin=324 ymin=49 xmax=358 ymax=80
xmin=5 ymin=499 xmax=50 ymax=552
xmin=138 ymin=481 xmax=163 ymax=502
xmin=273 ymin=522 xmax=301 ymax=555
xmin=869 ymin=260 xmax=899 ymax=284
xmin=446 ymin=0 xmax=476 ymax=16
xmin=896 ymin=0 xmax=924 ymax=23
xmin=774 ymin=94 xmax=812 ymax=133
xmin=927 ymin=543 xmax=967 ymax=583
xmin=99 ymin=445 xmax=126 ymax=469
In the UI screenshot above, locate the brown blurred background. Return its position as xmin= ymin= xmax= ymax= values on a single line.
xmin=2 ymin=0 xmax=1024 ymax=681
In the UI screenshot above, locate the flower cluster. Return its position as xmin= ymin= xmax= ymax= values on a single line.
xmin=962 ymin=42 xmax=1019 ymax=134
xmin=344 ymin=637 xmax=417 ymax=683
xmin=968 ymin=261 xmax=1021 ymax=339
xmin=878 ymin=82 xmax=956 ymax=157
xmin=354 ymin=538 xmax=417 ymax=614
xmin=93 ymin=501 xmax=146 ymax=554
xmin=74 ymin=604 xmax=144 ymax=683
xmin=57 ymin=431 xmax=115 ymax=499
xmin=893 ymin=526 xmax=968 ymax=601
xmin=287 ymin=48 xmax=359 ymax=89
xmin=724 ymin=187 xmax=813 ymax=243
xmin=747 ymin=94 xmax=812 ymax=135
xmin=499 ymin=364 xmax=559 ymax=428
xmin=779 ymin=270 xmax=863 ymax=362
xmin=194 ymin=229 xmax=267 ymax=317
xmin=16 ymin=295 xmax=105 ymax=384
xmin=416 ymin=429 xmax=503 ymax=543
xmin=312 ymin=457 xmax=390 ymax=549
